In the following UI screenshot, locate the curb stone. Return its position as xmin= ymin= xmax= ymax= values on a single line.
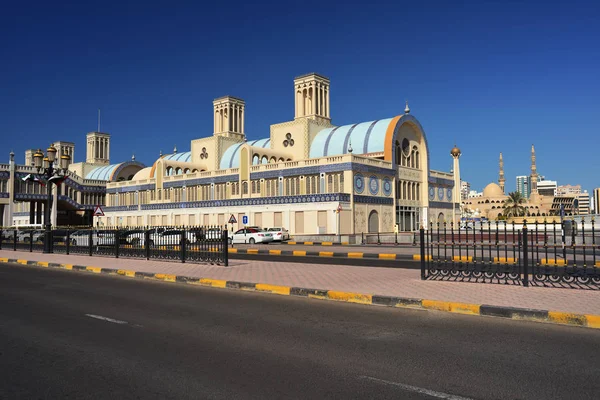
xmin=1 ymin=257 xmax=598 ymax=330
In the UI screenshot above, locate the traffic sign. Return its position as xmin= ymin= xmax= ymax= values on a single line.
xmin=242 ymin=215 xmax=248 ymax=225
xmin=93 ymin=205 xmax=104 ymax=217
xmin=228 ymin=214 xmax=237 ymax=224
xmin=336 ymin=204 xmax=342 ymax=213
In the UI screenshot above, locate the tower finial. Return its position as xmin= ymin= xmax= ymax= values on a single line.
xmin=404 ymin=100 xmax=410 ymax=114
xmin=173 ymin=145 xmax=177 ymax=154
xmin=347 ymin=139 xmax=353 ymax=154
xmin=132 ymin=154 xmax=135 ymax=161
xmin=159 ymin=149 xmax=163 ymax=157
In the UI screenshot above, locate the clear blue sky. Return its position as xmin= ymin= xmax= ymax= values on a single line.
xmin=2 ymin=0 xmax=599 ymax=194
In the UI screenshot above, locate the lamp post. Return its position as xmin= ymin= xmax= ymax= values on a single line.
xmin=33 ymin=145 xmax=71 ymax=253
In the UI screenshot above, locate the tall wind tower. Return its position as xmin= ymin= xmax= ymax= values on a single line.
xmin=498 ymin=152 xmax=505 ymax=194
xmin=530 ymin=144 xmax=538 ymax=194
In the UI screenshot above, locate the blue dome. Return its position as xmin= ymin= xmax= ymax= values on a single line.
xmin=85 ymin=164 xmax=120 ymax=181
xmin=163 ymin=151 xmax=191 ymax=163
xmin=219 ymin=138 xmax=271 ymax=169
xmin=309 ymin=118 xmax=393 ymax=158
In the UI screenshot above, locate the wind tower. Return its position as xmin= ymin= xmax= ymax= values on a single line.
xmin=499 ymin=152 xmax=505 ymax=194
xmin=213 ymin=96 xmax=245 ymax=140
xmin=294 ymin=73 xmax=331 ymax=123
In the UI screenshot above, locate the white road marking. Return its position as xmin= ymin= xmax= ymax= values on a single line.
xmin=85 ymin=314 xmax=129 ymax=325
xmin=359 ymin=376 xmax=474 ymax=400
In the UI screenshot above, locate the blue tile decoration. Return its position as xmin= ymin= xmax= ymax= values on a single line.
xmin=354 ymin=195 xmax=393 ymax=205
xmin=382 ymin=178 xmax=392 ymax=196
xmin=163 ymin=174 xmax=239 ymax=189
xmin=0 ymin=192 xmax=8 ymax=198
xmin=428 ymin=186 xmax=435 ymax=200
xmin=368 ymin=175 xmax=379 ymax=195
xmin=139 ymin=193 xmax=351 ymax=211
xmin=0 ymin=171 xmax=9 ymax=179
xmin=437 ymin=187 xmax=444 ymax=201
xmin=106 ymin=183 xmax=155 ymax=194
xmin=447 ymin=188 xmax=453 ymax=201
xmin=354 ymin=173 xmax=364 ymax=194
xmin=104 ymin=205 xmax=138 ymax=212
xmin=428 ymin=176 xmax=454 ymax=187
xmin=429 ymin=201 xmax=454 ymax=209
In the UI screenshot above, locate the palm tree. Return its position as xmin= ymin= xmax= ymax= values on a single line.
xmin=502 ymin=191 xmax=526 ymax=218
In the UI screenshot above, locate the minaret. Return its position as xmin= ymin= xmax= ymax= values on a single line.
xmin=530 ymin=144 xmax=538 ymax=194
xmin=498 ymin=152 xmax=505 ymax=194
xmin=450 ymin=145 xmax=461 ymax=227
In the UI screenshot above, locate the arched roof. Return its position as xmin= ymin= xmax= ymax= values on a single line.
xmin=483 ymin=183 xmax=504 ymax=198
xmin=85 ymin=161 xmax=146 ymax=181
xmin=219 ymin=138 xmax=271 ymax=170
xmin=309 ymin=119 xmax=393 ymax=158
xmin=163 ymin=151 xmax=191 ymax=163
xmin=133 ymin=166 xmax=152 ymax=180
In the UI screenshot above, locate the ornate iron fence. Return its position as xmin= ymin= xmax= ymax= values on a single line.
xmin=0 ymin=226 xmax=229 ymax=266
xmin=420 ymin=220 xmax=599 ymax=288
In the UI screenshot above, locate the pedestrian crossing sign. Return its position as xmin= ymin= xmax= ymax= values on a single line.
xmin=93 ymin=205 xmax=105 ymax=217
xmin=228 ymin=214 xmax=237 ymax=224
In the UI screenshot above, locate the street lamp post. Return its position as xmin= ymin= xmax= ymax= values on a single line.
xmin=33 ymin=146 xmax=71 ymax=253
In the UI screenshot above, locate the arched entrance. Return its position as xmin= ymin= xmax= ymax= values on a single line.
xmin=368 ymin=210 xmax=379 ymax=233
xmin=438 ymin=212 xmax=445 ymax=224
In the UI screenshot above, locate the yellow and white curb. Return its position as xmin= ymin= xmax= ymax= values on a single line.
xmin=1 ymin=256 xmax=599 ymax=330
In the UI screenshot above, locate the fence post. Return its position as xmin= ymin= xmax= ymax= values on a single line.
xmin=361 ymin=232 xmax=365 ymax=245
xmin=377 ymin=231 xmax=381 ymax=245
xmin=0 ymin=230 xmax=3 ymax=250
xmin=222 ymin=229 xmax=229 ymax=267
xmin=180 ymin=227 xmax=186 ymax=263
xmin=29 ymin=231 xmax=33 ymax=252
xmin=88 ymin=229 xmax=93 ymax=256
xmin=66 ymin=229 xmax=71 ymax=255
xmin=115 ymin=227 xmax=120 ymax=259
xmin=13 ymin=229 xmax=17 ymax=251
xmin=420 ymin=228 xmax=426 ymax=280
xmin=145 ymin=229 xmax=150 ymax=260
xmin=522 ymin=227 xmax=529 ymax=287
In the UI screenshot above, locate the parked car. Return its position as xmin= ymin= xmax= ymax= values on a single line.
xmin=229 ymin=228 xmax=273 ymax=244
xmin=17 ymin=230 xmax=45 ymax=243
xmin=69 ymin=230 xmax=116 ymax=247
xmin=266 ymin=227 xmax=290 ymax=242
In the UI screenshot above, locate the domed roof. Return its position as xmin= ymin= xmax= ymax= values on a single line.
xmin=132 ymin=166 xmax=152 ymax=180
xmin=483 ymin=182 xmax=504 ymax=198
xmin=219 ymin=138 xmax=271 ymax=170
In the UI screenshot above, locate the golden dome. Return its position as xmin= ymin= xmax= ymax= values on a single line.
xmin=483 ymin=182 xmax=504 ymax=198
xmin=450 ymin=145 xmax=461 ymax=158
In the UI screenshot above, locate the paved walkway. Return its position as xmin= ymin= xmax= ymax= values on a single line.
xmin=1 ymin=249 xmax=599 ymax=315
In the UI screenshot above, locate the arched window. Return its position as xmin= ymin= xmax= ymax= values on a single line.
xmin=415 ymin=151 xmax=420 ymax=169
xmin=166 ymin=166 xmax=173 ymax=176
xmin=286 ymin=158 xmax=292 ymax=162
xmin=278 ymin=158 xmax=284 ymax=162
xmin=261 ymin=156 xmax=268 ymax=164
xmin=252 ymin=154 xmax=259 ymax=165
xmin=183 ymin=168 xmax=189 ymax=174
xmin=270 ymin=157 xmax=276 ymax=163
xmin=395 ymin=140 xmax=401 ymax=164
xmin=242 ymin=181 xmax=248 ymax=195
xmin=175 ymin=167 xmax=182 ymax=175
xmin=368 ymin=210 xmax=379 ymax=233
xmin=328 ymin=175 xmax=333 ymax=192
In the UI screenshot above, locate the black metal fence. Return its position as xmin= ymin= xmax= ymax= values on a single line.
xmin=420 ymin=220 xmax=600 ymax=288
xmin=0 ymin=226 xmax=229 ymax=266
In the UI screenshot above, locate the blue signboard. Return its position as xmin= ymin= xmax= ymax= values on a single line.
xmin=242 ymin=215 xmax=249 ymax=225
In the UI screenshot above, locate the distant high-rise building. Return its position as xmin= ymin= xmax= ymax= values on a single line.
xmin=557 ymin=184 xmax=581 ymax=196
xmin=594 ymin=188 xmax=600 ymax=215
xmin=460 ymin=180 xmax=470 ymax=201
xmin=537 ymin=180 xmax=557 ymax=197
xmin=576 ymin=191 xmax=590 ymax=215
xmin=516 ymin=175 xmax=530 ymax=199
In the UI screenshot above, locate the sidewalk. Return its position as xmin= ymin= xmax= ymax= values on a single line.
xmin=2 ymin=249 xmax=599 ymax=317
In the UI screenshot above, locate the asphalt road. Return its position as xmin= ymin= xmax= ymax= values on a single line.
xmin=1 ymin=263 xmax=599 ymax=400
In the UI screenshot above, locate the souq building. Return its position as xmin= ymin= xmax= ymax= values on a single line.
xmin=3 ymin=73 xmax=461 ymax=239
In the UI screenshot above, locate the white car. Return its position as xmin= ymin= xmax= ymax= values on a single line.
xmin=229 ymin=228 xmax=274 ymax=244
xmin=69 ymin=230 xmax=116 ymax=247
xmin=266 ymin=227 xmax=290 ymax=242
xmin=17 ymin=230 xmax=45 ymax=243
xmin=147 ymin=229 xmax=197 ymax=247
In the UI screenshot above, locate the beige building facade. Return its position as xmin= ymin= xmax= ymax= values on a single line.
xmin=95 ymin=73 xmax=460 ymax=237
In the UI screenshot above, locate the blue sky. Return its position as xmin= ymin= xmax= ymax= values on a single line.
xmin=1 ymin=0 xmax=599 ymax=194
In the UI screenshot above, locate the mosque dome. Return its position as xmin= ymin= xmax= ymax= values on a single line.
xmin=483 ymin=182 xmax=504 ymax=198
